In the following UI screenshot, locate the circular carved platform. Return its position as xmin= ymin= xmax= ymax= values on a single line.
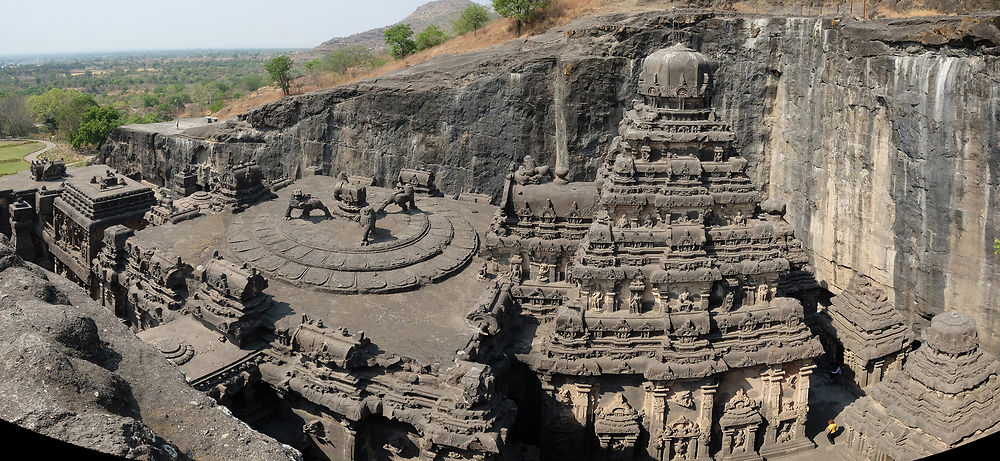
xmin=152 ymin=338 xmax=195 ymax=365
xmin=227 ymin=187 xmax=479 ymax=294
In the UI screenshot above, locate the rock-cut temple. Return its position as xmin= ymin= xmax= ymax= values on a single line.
xmin=0 ymin=44 xmax=996 ymax=461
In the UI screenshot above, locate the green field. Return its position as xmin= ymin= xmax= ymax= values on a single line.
xmin=0 ymin=141 xmax=43 ymax=176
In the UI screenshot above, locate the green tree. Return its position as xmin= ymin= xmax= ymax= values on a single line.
xmin=26 ymin=88 xmax=97 ymax=135
xmin=453 ymin=4 xmax=492 ymax=36
xmin=240 ymin=74 xmax=266 ymax=92
xmin=305 ymin=46 xmax=381 ymax=75
xmin=384 ymin=24 xmax=417 ymax=59
xmin=994 ymin=238 xmax=999 ymax=255
xmin=192 ymin=82 xmax=225 ymax=108
xmin=264 ymin=55 xmax=294 ymax=95
xmin=70 ymin=105 xmax=122 ymax=148
xmin=154 ymin=103 xmax=173 ymax=120
xmin=168 ymin=93 xmax=191 ymax=108
xmin=0 ymin=94 xmax=35 ymax=136
xmin=0 ymin=94 xmax=35 ymax=137
xmin=124 ymin=112 xmax=162 ymax=125
xmin=414 ymin=25 xmax=450 ymax=51
xmin=493 ymin=0 xmax=550 ymax=35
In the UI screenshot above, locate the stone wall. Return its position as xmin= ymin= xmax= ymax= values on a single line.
xmin=102 ymin=11 xmax=1000 ymax=351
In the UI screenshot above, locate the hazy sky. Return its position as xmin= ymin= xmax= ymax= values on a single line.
xmin=0 ymin=0 xmax=493 ymax=55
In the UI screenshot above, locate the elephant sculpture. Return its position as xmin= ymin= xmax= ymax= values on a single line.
xmin=285 ymin=190 xmax=332 ymax=220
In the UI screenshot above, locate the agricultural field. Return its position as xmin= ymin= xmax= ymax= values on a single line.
xmin=0 ymin=140 xmax=42 ymax=175
xmin=0 ymin=139 xmax=88 ymax=176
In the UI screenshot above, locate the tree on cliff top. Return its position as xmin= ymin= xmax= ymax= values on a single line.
xmin=264 ymin=55 xmax=294 ymax=95
xmin=453 ymin=4 xmax=492 ymax=36
xmin=493 ymin=0 xmax=550 ymax=35
xmin=385 ymin=24 xmax=417 ymax=59
xmin=415 ymin=25 xmax=450 ymax=52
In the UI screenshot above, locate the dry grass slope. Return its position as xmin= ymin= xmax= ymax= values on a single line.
xmin=214 ymin=0 xmax=616 ymax=117
xmin=213 ymin=0 xmax=975 ymax=118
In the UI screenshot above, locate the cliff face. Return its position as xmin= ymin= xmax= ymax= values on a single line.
xmin=102 ymin=11 xmax=1000 ymax=351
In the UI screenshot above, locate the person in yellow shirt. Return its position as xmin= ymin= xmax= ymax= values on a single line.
xmin=826 ymin=419 xmax=838 ymax=444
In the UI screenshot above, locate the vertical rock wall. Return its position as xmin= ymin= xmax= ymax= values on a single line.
xmin=101 ymin=12 xmax=1000 ymax=351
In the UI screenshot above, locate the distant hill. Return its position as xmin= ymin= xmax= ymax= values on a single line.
xmin=294 ymin=0 xmax=488 ymax=61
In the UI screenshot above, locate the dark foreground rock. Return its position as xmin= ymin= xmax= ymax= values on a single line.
xmin=102 ymin=10 xmax=1000 ymax=353
xmin=0 ymin=238 xmax=302 ymax=461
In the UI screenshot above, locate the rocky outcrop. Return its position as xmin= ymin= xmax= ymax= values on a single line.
xmin=102 ymin=11 xmax=1000 ymax=353
xmin=0 ymin=237 xmax=302 ymax=461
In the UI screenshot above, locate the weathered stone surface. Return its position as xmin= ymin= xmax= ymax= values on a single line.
xmin=0 ymin=238 xmax=302 ymax=461
xmin=840 ymin=311 xmax=1000 ymax=460
xmin=481 ymin=43 xmax=822 ymax=460
xmin=226 ymin=175 xmax=478 ymax=293
xmin=101 ymin=11 xmax=1000 ymax=354
xmin=820 ymin=273 xmax=911 ymax=390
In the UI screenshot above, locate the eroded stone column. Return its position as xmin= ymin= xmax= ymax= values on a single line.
xmin=698 ymin=383 xmax=718 ymax=459
xmin=649 ymin=381 xmax=669 ymax=433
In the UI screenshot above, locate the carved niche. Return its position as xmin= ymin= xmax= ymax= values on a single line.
xmin=594 ymin=394 xmax=641 ymax=460
xmin=657 ymin=415 xmax=703 ymax=461
xmin=718 ymin=389 xmax=762 ymax=460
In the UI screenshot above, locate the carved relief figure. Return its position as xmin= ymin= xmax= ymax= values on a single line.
xmin=731 ymin=429 xmax=745 ymax=452
xmin=509 ymin=254 xmax=524 ymax=282
xmin=513 ymin=155 xmax=552 ymax=185
xmin=733 ymin=210 xmax=746 ymax=226
xmin=677 ymin=289 xmax=692 ymax=311
xmin=536 ymin=262 xmax=552 ymax=282
xmin=377 ymin=184 xmax=417 ymax=213
xmin=629 ymin=291 xmax=642 ymax=314
xmin=590 ymin=289 xmax=604 ymax=311
xmin=671 ymin=390 xmax=694 ymax=409
xmin=722 ymin=290 xmax=735 ymax=311
xmin=357 ymin=205 xmax=376 ymax=246
xmin=285 ymin=189 xmax=332 ymax=220
xmin=617 ymin=213 xmax=630 ymax=229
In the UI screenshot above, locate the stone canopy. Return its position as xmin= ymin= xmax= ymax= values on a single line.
xmin=840 ymin=311 xmax=1000 ymax=460
xmin=826 ymin=273 xmax=911 ymax=362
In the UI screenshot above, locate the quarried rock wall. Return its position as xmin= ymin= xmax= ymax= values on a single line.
xmin=102 ymin=11 xmax=1000 ymax=351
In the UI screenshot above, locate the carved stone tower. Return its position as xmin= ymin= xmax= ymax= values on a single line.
xmin=488 ymin=44 xmax=822 ymax=460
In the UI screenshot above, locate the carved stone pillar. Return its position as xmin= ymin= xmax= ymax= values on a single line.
xmin=760 ymin=363 xmax=816 ymax=459
xmin=541 ymin=377 xmax=593 ymax=460
xmin=697 ymin=383 xmax=717 ymax=460
xmin=575 ymin=382 xmax=596 ymax=426
xmin=793 ymin=364 xmax=815 ymax=438
xmin=761 ymin=367 xmax=783 ymax=426
xmin=648 ymin=381 xmax=669 ymax=434
xmin=9 ymin=199 xmax=35 ymax=262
